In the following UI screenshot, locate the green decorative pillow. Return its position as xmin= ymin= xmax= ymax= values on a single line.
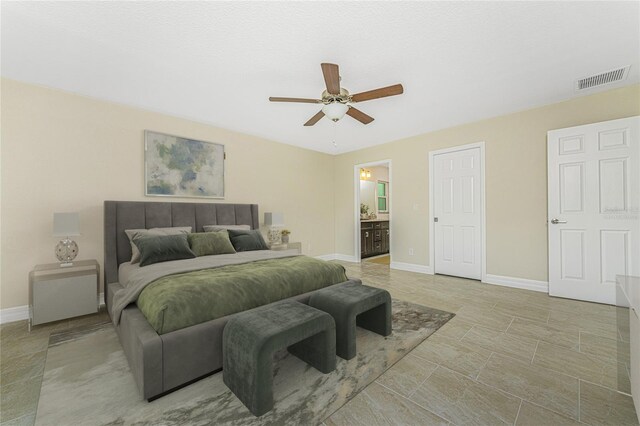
xmin=227 ymin=229 xmax=269 ymax=252
xmin=187 ymin=232 xmax=236 ymax=257
xmin=125 ymin=226 xmax=192 ymax=264
xmin=134 ymin=234 xmax=196 ymax=267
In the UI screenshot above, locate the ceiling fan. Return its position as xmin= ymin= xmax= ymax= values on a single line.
xmin=269 ymin=63 xmax=404 ymax=126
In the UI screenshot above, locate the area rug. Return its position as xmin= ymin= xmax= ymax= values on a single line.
xmin=36 ymin=300 xmax=453 ymax=426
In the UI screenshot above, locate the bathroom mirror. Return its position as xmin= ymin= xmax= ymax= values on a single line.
xmin=360 ymin=180 xmax=376 ymax=216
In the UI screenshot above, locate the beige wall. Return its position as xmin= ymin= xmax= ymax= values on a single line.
xmin=334 ymin=85 xmax=640 ymax=281
xmin=2 ymin=79 xmax=639 ymax=310
xmin=0 ymin=78 xmax=335 ymax=309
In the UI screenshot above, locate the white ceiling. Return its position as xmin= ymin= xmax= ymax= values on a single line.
xmin=2 ymin=1 xmax=639 ymax=154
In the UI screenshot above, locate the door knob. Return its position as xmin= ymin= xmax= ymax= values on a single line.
xmin=550 ymin=218 xmax=567 ymax=224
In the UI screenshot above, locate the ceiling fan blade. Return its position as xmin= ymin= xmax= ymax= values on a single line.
xmin=321 ymin=63 xmax=341 ymax=95
xmin=346 ymin=107 xmax=374 ymax=125
xmin=304 ymin=110 xmax=325 ymax=126
xmin=269 ymin=97 xmax=322 ymax=104
xmin=350 ymin=84 xmax=404 ymax=103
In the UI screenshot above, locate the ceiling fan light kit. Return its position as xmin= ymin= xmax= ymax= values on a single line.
xmin=322 ymin=102 xmax=349 ymax=121
xmin=269 ymin=63 xmax=404 ymax=126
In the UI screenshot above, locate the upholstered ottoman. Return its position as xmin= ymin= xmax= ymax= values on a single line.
xmin=222 ymin=300 xmax=336 ymax=417
xmin=309 ymin=282 xmax=391 ymax=360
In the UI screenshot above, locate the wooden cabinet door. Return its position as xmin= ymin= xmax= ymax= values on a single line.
xmin=361 ymin=231 xmax=368 ymax=256
xmin=365 ymin=230 xmax=374 ymax=255
xmin=383 ymin=228 xmax=390 ymax=253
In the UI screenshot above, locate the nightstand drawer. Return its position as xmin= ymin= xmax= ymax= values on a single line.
xmin=29 ymin=259 xmax=99 ymax=327
xmin=32 ymin=275 xmax=97 ymax=325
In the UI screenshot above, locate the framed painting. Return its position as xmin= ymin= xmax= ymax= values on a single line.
xmin=144 ymin=130 xmax=225 ymax=198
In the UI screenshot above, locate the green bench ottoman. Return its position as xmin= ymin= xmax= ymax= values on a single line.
xmin=309 ymin=282 xmax=392 ymax=360
xmin=222 ymin=300 xmax=336 ymax=417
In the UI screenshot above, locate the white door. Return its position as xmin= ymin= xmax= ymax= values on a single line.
xmin=548 ymin=116 xmax=639 ymax=304
xmin=433 ymin=147 xmax=482 ymax=280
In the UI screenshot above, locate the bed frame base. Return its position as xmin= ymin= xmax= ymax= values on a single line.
xmin=108 ymin=280 xmax=362 ymax=400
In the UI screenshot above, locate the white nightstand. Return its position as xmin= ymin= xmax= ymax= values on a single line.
xmin=270 ymin=242 xmax=302 ymax=254
xmin=29 ymin=259 xmax=100 ymax=329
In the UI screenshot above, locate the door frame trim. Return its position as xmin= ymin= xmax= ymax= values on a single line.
xmin=428 ymin=142 xmax=486 ymax=281
xmin=353 ymin=159 xmax=392 ymax=263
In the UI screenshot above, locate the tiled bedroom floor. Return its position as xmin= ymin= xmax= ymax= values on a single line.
xmin=327 ymin=261 xmax=638 ymax=425
xmin=1 ymin=260 xmax=638 ymax=425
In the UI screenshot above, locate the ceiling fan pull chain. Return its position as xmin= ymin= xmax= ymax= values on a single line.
xmin=332 ymin=121 xmax=338 ymax=148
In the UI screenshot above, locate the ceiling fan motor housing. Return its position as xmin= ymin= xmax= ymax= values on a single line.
xmin=321 ymin=88 xmax=351 ymax=105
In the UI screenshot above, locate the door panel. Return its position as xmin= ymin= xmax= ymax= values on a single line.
xmin=600 ymin=230 xmax=628 ymax=284
xmin=461 ymin=176 xmax=474 ymax=213
xmin=560 ymin=163 xmax=585 ymax=213
xmin=441 ymin=225 xmax=454 ymax=262
xmin=560 ymin=230 xmax=585 ymax=280
xmin=442 ymin=178 xmax=454 ymax=213
xmin=462 ymin=226 xmax=475 ymax=264
xmin=599 ymin=158 xmax=627 ymax=212
xmin=599 ymin=128 xmax=628 ymax=150
xmin=559 ymin=135 xmax=584 ymax=154
xmin=434 ymin=147 xmax=482 ymax=280
xmin=548 ymin=116 xmax=639 ymax=304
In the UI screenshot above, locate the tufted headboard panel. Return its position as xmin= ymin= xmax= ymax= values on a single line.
xmin=103 ymin=201 xmax=259 ymax=286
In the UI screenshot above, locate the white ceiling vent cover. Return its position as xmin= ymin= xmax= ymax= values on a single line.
xmin=576 ymin=66 xmax=630 ymax=90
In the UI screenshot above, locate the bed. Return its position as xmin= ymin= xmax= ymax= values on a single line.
xmin=104 ymin=200 xmax=359 ymax=400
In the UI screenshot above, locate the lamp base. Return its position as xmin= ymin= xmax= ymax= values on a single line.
xmin=59 ymin=262 xmax=74 ymax=268
xmin=268 ymin=227 xmax=282 ymax=245
xmin=56 ymin=238 xmax=79 ymax=264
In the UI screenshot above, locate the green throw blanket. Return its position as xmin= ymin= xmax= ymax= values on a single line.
xmin=137 ymin=256 xmax=348 ymax=334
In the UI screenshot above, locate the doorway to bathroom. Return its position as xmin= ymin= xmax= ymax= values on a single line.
xmin=353 ymin=160 xmax=392 ymax=265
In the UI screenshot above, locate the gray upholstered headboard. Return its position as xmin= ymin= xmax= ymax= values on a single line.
xmin=103 ymin=201 xmax=259 ymax=286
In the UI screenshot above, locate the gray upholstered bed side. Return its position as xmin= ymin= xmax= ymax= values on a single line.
xmin=103 ymin=200 xmax=357 ymax=400
xmin=103 ymin=201 xmax=259 ymax=309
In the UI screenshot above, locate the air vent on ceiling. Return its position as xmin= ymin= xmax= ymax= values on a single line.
xmin=576 ymin=66 xmax=630 ymax=90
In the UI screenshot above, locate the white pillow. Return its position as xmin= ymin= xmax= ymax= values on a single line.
xmin=125 ymin=226 xmax=192 ymax=264
xmin=202 ymin=224 xmax=251 ymax=232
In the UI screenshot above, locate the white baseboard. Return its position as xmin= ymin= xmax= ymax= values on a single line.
xmin=315 ymin=254 xmax=338 ymax=261
xmin=0 ymin=305 xmax=29 ymax=324
xmin=390 ymin=261 xmax=434 ymax=275
xmin=386 ymin=264 xmax=548 ymax=294
xmin=334 ymin=254 xmax=358 ymax=262
xmin=316 ymin=253 xmax=359 ymax=262
xmin=483 ymin=274 xmax=548 ymax=293
xmin=0 ymin=292 xmax=106 ymax=325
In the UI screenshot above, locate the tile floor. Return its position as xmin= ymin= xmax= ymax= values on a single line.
xmin=326 ymin=261 xmax=638 ymax=426
xmin=0 ymin=260 xmax=638 ymax=425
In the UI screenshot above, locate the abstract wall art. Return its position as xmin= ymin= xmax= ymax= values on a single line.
xmin=144 ymin=130 xmax=225 ymax=198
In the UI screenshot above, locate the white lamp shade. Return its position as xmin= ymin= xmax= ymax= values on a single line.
xmin=53 ymin=212 xmax=80 ymax=237
xmin=264 ymin=212 xmax=284 ymax=226
xmin=322 ymin=103 xmax=349 ymax=121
